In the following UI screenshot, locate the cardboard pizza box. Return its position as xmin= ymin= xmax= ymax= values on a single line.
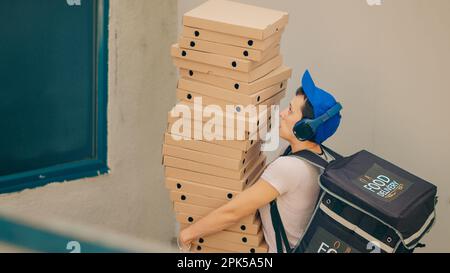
xmin=167 ymin=114 xmax=270 ymax=142
xmin=163 ymin=147 xmax=242 ymax=172
xmin=170 ymin=191 xmax=228 ymax=208
xmin=162 ymin=152 xmax=260 ymax=180
xmin=178 ymin=36 xmax=280 ymax=62
xmin=164 ymin=154 xmax=266 ymax=191
xmin=162 ymin=142 xmax=262 ymax=171
xmin=166 ymin=166 xmax=245 ymax=191
xmin=164 ymin=133 xmax=260 ymax=160
xmin=165 ymin=157 xmax=264 ymax=208
xmin=166 ymin=177 xmax=243 ymax=201
xmin=176 ymin=88 xmax=285 ymax=112
xmin=205 ymin=138 xmax=257 ymax=152
xmin=167 ymin=110 xmax=265 ymax=130
xmin=171 ymin=44 xmax=279 ymax=73
xmin=191 ymin=244 xmax=234 ymax=253
xmin=166 ymin=113 xmax=272 ymax=142
xmin=245 ymin=157 xmax=267 ymax=186
xmin=193 ymin=235 xmax=268 ymax=253
xmin=183 ymin=0 xmax=288 ymax=40
xmin=165 ymin=165 xmax=263 ymax=201
xmin=182 ymin=26 xmax=284 ymax=51
xmin=168 ymin=101 xmax=272 ymax=128
xmin=173 ymin=54 xmax=283 ymax=83
xmin=163 ymin=137 xmax=262 ymax=168
xmin=167 ymin=127 xmax=255 ymax=151
xmin=179 ymin=65 xmax=292 ymax=95
xmin=197 ymin=231 xmax=264 ymax=248
xmin=176 ymin=212 xmax=261 ymax=235
xmin=166 ymin=117 xmax=264 ymax=141
xmin=173 ymin=202 xmax=258 ymax=224
xmin=180 ymin=224 xmax=264 ymax=247
xmin=178 ymin=78 xmax=287 ymax=105
xmin=165 ymin=165 xmax=264 ymax=200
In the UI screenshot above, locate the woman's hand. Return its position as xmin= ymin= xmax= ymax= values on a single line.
xmin=178 ymin=227 xmax=193 ymax=253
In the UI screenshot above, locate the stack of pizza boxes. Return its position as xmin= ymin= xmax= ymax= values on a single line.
xmin=162 ymin=0 xmax=292 ymax=253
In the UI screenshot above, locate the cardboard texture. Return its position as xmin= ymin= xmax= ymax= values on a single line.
xmin=180 ymin=224 xmax=264 ymax=247
xmin=170 ymin=191 xmax=228 ymax=208
xmin=195 ymin=235 xmax=268 ymax=253
xmin=165 ymin=166 xmax=264 ymax=200
xmin=182 ymin=26 xmax=284 ymax=51
xmin=164 ymin=133 xmax=260 ymax=159
xmin=173 ymin=202 xmax=258 ymax=224
xmin=166 ymin=109 xmax=273 ymax=141
xmin=163 ymin=144 xmax=245 ymax=171
xmin=183 ymin=0 xmax=288 ymax=40
xmin=176 ymin=212 xmax=261 ymax=235
xmin=176 ymin=88 xmax=285 ymax=112
xmin=177 ymin=78 xmax=287 ymax=105
xmin=166 ymin=117 xmax=265 ymax=138
xmin=196 ymin=232 xmax=264 ymax=248
xmin=162 ymin=139 xmax=261 ymax=170
xmin=173 ymin=54 xmax=283 ymax=83
xmin=166 ymin=166 xmax=245 ymax=191
xmin=166 ymin=113 xmax=269 ymax=140
xmin=191 ymin=244 xmax=234 ymax=253
xmin=164 ymin=154 xmax=266 ymax=191
xmin=179 ymin=66 xmax=292 ymax=95
xmin=168 ymin=101 xmax=272 ymax=128
xmin=166 ymin=178 xmax=243 ymax=201
xmin=166 ymin=178 xmax=242 ymax=201
xmin=179 ymin=36 xmax=280 ymax=62
xmin=167 ymin=127 xmax=255 ymax=151
xmin=171 ymin=44 xmax=279 ymax=73
xmin=205 ymin=138 xmax=256 ymax=151
xmin=166 ymin=118 xmax=265 ymax=141
xmin=162 ymin=152 xmax=261 ymax=180
xmin=191 ymin=238 xmax=269 ymax=254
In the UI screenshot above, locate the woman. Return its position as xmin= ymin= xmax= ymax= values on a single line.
xmin=178 ymin=70 xmax=342 ymax=253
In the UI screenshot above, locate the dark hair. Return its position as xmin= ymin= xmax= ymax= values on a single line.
xmin=296 ymin=87 xmax=314 ymax=120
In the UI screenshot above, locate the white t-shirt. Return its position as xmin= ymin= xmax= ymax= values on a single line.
xmin=258 ymin=149 xmax=333 ymax=253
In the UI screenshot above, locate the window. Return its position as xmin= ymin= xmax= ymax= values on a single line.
xmin=0 ymin=0 xmax=109 ymax=193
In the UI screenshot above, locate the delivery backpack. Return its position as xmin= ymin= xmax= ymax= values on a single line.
xmin=270 ymin=146 xmax=438 ymax=253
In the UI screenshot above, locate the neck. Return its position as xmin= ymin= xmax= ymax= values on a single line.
xmin=290 ymin=139 xmax=321 ymax=154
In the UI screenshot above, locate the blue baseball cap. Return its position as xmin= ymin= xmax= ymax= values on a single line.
xmin=301 ymin=70 xmax=342 ymax=144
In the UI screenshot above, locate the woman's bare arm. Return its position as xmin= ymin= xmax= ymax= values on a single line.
xmin=178 ymin=179 xmax=280 ymax=247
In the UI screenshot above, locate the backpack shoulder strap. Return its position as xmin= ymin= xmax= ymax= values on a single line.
xmin=270 ymin=201 xmax=292 ymax=253
xmin=270 ymin=145 xmax=343 ymax=253
xmin=290 ymin=150 xmax=329 ymax=170
xmin=284 ymin=145 xmax=343 ymax=170
xmin=322 ymin=145 xmax=344 ymax=161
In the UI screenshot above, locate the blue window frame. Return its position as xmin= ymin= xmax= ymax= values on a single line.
xmin=0 ymin=0 xmax=109 ymax=193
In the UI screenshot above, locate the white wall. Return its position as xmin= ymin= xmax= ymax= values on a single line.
xmin=179 ymin=0 xmax=450 ymax=252
xmin=0 ymin=0 xmax=178 ymax=251
xmin=0 ymin=0 xmax=448 ymax=253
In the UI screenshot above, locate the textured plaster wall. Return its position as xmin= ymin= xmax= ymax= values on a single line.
xmin=0 ymin=0 xmax=178 ymax=251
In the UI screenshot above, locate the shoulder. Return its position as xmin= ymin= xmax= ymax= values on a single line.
xmin=261 ymin=156 xmax=320 ymax=195
xmin=263 ymin=156 xmax=319 ymax=181
xmin=267 ymin=156 xmax=311 ymax=171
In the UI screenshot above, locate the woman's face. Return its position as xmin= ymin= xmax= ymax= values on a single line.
xmin=279 ymin=94 xmax=307 ymax=141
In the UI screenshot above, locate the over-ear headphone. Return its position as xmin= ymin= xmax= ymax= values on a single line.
xmin=293 ymin=103 xmax=343 ymax=141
